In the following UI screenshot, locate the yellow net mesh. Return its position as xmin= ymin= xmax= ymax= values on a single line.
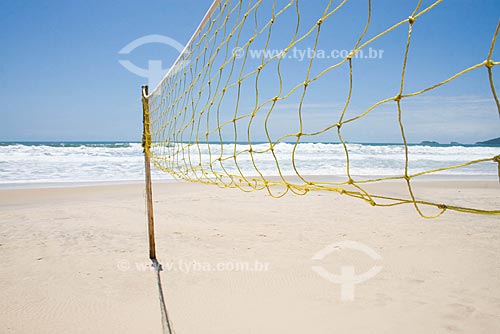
xmin=144 ymin=0 xmax=500 ymax=218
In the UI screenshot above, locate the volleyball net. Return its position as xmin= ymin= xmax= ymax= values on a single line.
xmin=142 ymin=0 xmax=500 ymax=218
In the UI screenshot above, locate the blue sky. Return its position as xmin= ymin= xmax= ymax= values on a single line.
xmin=1 ymin=0 xmax=499 ymax=143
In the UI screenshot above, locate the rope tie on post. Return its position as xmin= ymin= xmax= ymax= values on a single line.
xmin=494 ymin=155 xmax=500 ymax=183
xmin=142 ymin=85 xmax=152 ymax=156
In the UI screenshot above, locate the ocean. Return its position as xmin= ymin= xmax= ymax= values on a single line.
xmin=0 ymin=142 xmax=498 ymax=188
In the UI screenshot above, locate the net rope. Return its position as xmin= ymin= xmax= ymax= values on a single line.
xmin=144 ymin=0 xmax=500 ymax=218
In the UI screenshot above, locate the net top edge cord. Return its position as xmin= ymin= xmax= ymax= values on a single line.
xmin=146 ymin=0 xmax=223 ymax=98
xmin=146 ymin=0 xmax=500 ymax=109
xmin=141 ymin=0 xmax=500 ymax=217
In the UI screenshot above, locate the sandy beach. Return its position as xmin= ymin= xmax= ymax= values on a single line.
xmin=1 ymin=181 xmax=499 ymax=333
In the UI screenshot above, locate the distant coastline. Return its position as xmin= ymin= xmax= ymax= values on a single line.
xmin=475 ymin=137 xmax=500 ymax=147
xmin=418 ymin=137 xmax=500 ymax=147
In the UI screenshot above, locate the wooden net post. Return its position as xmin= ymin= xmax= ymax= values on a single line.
xmin=142 ymin=85 xmax=157 ymax=260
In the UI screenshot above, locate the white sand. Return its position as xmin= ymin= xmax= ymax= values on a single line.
xmin=0 ymin=181 xmax=499 ymax=333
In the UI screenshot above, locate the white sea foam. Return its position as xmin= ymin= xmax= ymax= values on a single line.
xmin=0 ymin=142 xmax=498 ymax=187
